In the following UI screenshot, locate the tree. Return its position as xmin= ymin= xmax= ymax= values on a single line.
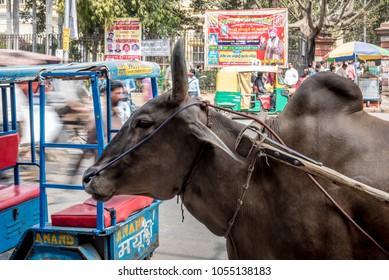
xmin=282 ymin=0 xmax=380 ymax=62
xmin=56 ymin=0 xmax=190 ymax=38
xmin=22 ymin=0 xmax=189 ymax=38
xmin=13 ymin=0 xmax=20 ymax=35
xmin=46 ymin=0 xmax=54 ymax=33
xmin=6 ymin=0 xmax=12 ymax=35
xmin=21 ymin=0 xmax=49 ymax=34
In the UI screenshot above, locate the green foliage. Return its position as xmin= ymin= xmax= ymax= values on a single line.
xmin=123 ymin=1 xmax=189 ymax=39
xmin=20 ymin=0 xmax=47 ymax=33
xmin=55 ymin=0 xmax=189 ymax=38
xmin=342 ymin=0 xmax=389 ymax=44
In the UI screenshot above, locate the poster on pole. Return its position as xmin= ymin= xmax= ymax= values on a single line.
xmin=204 ymin=9 xmax=288 ymax=67
xmin=104 ymin=18 xmax=141 ymax=61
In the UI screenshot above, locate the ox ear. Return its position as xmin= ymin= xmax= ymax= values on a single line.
xmin=188 ymin=121 xmax=243 ymax=163
xmin=171 ymin=38 xmax=188 ymax=103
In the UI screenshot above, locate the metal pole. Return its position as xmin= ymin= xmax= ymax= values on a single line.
xmin=63 ymin=0 xmax=70 ymax=62
xmin=363 ymin=0 xmax=366 ymax=42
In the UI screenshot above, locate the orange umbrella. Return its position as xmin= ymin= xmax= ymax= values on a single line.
xmin=0 ymin=49 xmax=62 ymax=66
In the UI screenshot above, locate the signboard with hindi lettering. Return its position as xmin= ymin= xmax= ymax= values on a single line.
xmin=141 ymin=39 xmax=170 ymax=56
xmin=204 ymin=9 xmax=288 ymax=67
xmin=62 ymin=28 xmax=70 ymax=51
xmin=113 ymin=202 xmax=160 ymax=260
xmin=104 ymin=18 xmax=142 ymax=61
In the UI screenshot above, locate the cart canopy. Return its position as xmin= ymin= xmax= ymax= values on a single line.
xmin=0 ymin=60 xmax=161 ymax=83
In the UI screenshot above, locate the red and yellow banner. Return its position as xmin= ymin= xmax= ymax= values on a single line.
xmin=205 ymin=9 xmax=288 ymax=67
xmin=104 ymin=18 xmax=141 ymax=61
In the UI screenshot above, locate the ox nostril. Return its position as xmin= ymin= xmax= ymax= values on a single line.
xmin=82 ymin=172 xmax=95 ymax=186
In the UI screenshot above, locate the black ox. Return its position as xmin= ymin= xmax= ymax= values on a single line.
xmin=83 ymin=39 xmax=389 ymax=259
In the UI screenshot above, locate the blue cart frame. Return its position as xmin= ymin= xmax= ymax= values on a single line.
xmin=0 ymin=61 xmax=162 ymax=259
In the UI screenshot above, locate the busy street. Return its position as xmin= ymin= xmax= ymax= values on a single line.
xmin=1 ymin=2 xmax=389 ymax=275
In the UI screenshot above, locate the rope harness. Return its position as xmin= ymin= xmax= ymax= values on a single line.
xmin=83 ymin=100 xmax=389 ymax=256
xmin=83 ymin=101 xmax=203 ymax=182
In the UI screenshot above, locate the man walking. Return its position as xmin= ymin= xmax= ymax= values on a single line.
xmin=284 ymin=62 xmax=299 ymax=87
xmin=336 ymin=63 xmax=348 ymax=78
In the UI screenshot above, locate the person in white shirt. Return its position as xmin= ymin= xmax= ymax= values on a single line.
xmin=284 ymin=63 xmax=299 ymax=86
xmin=187 ymin=69 xmax=200 ymax=98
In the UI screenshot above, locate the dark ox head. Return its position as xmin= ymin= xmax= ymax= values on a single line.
xmin=83 ymin=39 xmax=239 ymax=202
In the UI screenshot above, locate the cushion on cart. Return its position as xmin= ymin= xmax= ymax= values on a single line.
xmin=0 ymin=133 xmax=19 ymax=169
xmin=51 ymin=195 xmax=153 ymax=227
xmin=0 ymin=185 xmax=40 ymax=211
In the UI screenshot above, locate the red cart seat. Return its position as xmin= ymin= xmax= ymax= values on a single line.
xmin=0 ymin=133 xmax=19 ymax=170
xmin=51 ymin=195 xmax=153 ymax=228
xmin=0 ymin=184 xmax=39 ymax=211
xmin=0 ymin=133 xmax=40 ymax=211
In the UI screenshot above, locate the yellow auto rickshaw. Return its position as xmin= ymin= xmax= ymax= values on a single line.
xmin=214 ymin=65 xmax=290 ymax=115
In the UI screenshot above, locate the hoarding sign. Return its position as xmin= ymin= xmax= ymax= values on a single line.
xmin=141 ymin=39 xmax=170 ymax=57
xmin=204 ymin=9 xmax=288 ymax=67
xmin=104 ymin=18 xmax=141 ymax=61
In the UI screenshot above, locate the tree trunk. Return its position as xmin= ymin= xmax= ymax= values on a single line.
xmin=32 ymin=0 xmax=37 ymax=52
xmin=5 ymin=0 xmax=12 ymax=48
xmin=46 ymin=0 xmax=53 ymax=33
xmin=46 ymin=0 xmax=54 ymax=55
xmin=12 ymin=0 xmax=19 ymax=50
xmin=307 ymin=36 xmax=316 ymax=64
xmin=6 ymin=0 xmax=12 ymax=34
xmin=12 ymin=0 xmax=19 ymax=35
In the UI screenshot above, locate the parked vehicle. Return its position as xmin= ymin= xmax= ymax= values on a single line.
xmin=214 ymin=65 xmax=290 ymax=116
xmin=0 ymin=61 xmax=161 ymax=260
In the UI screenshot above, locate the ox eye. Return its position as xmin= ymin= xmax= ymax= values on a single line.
xmin=135 ymin=120 xmax=154 ymax=129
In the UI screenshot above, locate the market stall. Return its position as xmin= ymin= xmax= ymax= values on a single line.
xmin=323 ymin=41 xmax=389 ymax=106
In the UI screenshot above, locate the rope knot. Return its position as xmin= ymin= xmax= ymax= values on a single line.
xmin=200 ymin=100 xmax=210 ymax=109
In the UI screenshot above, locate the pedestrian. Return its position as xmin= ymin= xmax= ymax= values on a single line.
xmin=347 ymin=62 xmax=356 ymax=81
xmin=298 ymin=69 xmax=310 ymax=85
xmin=284 ymin=62 xmax=299 ymax=87
xmin=313 ymin=62 xmax=322 ymax=74
xmin=329 ymin=63 xmax=336 ymax=73
xmin=195 ymin=64 xmax=203 ymax=79
xmin=336 ymin=63 xmax=348 ymax=78
xmin=123 ymin=78 xmax=136 ymax=94
xmin=357 ymin=62 xmax=365 ymax=77
xmin=164 ymin=65 xmax=172 ymax=90
xmin=188 ymin=69 xmax=200 ymax=98
xmin=142 ymin=78 xmax=153 ymax=103
xmin=110 ymin=80 xmax=133 ymax=125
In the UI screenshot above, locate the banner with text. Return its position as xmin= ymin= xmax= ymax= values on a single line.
xmin=141 ymin=39 xmax=170 ymax=57
xmin=104 ymin=18 xmax=141 ymax=61
xmin=204 ymin=9 xmax=288 ymax=67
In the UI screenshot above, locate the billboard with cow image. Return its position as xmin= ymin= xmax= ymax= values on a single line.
xmin=204 ymin=9 xmax=288 ymax=67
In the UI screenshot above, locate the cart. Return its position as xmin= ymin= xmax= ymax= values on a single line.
xmin=358 ymin=67 xmax=381 ymax=108
xmin=214 ymin=65 xmax=290 ymax=116
xmin=0 ymin=60 xmax=162 ymax=259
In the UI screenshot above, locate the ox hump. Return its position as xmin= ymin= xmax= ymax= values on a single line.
xmin=284 ymin=72 xmax=363 ymax=117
